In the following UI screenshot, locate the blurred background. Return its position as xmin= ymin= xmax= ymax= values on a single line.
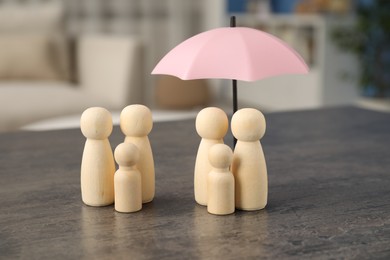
xmin=0 ymin=0 xmax=389 ymax=133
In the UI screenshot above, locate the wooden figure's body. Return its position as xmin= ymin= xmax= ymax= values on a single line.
xmin=114 ymin=143 xmax=142 ymax=213
xmin=80 ymin=107 xmax=115 ymax=206
xmin=194 ymin=138 xmax=223 ymax=205
xmin=207 ymin=144 xmax=235 ymax=215
xmin=194 ymin=107 xmax=228 ymax=206
xmin=231 ymin=108 xmax=267 ymax=211
xmin=120 ymin=105 xmax=155 ymax=203
xmin=124 ymin=136 xmax=154 ymax=203
xmin=232 ymin=141 xmax=267 ymax=210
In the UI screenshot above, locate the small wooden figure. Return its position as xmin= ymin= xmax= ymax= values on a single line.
xmin=207 ymin=144 xmax=235 ymax=215
xmin=80 ymin=107 xmax=115 ymax=206
xmin=120 ymin=104 xmax=155 ymax=203
xmin=114 ymin=142 xmax=142 ymax=213
xmin=194 ymin=107 xmax=228 ymax=206
xmin=231 ymin=108 xmax=267 ymax=211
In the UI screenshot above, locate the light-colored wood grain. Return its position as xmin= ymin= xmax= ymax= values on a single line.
xmin=231 ymin=108 xmax=267 ymax=211
xmin=207 ymin=144 xmax=235 ymax=215
xmin=114 ymin=142 xmax=142 ymax=213
xmin=120 ymin=104 xmax=155 ymax=203
xmin=194 ymin=107 xmax=228 ymax=206
xmin=80 ymin=107 xmax=115 ymax=206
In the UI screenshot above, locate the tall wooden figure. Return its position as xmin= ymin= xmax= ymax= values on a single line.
xmin=114 ymin=142 xmax=142 ymax=213
xmin=194 ymin=107 xmax=228 ymax=206
xmin=207 ymin=144 xmax=235 ymax=215
xmin=80 ymin=107 xmax=115 ymax=206
xmin=231 ymin=108 xmax=267 ymax=211
xmin=120 ymin=105 xmax=155 ymax=203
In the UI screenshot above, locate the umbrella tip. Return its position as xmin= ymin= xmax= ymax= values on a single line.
xmin=230 ymin=16 xmax=236 ymax=28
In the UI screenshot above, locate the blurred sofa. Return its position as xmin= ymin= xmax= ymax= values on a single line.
xmin=0 ymin=36 xmax=143 ymax=132
xmin=0 ymin=1 xmax=143 ymax=132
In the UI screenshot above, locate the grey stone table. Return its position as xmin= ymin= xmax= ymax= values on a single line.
xmin=1 ymin=106 xmax=390 ymax=259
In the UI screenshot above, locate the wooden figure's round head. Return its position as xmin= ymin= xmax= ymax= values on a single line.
xmin=80 ymin=107 xmax=113 ymax=140
xmin=114 ymin=142 xmax=139 ymax=167
xmin=195 ymin=107 xmax=228 ymax=139
xmin=209 ymin=144 xmax=233 ymax=169
xmin=120 ymin=105 xmax=153 ymax=137
xmin=231 ymin=108 xmax=266 ymax=141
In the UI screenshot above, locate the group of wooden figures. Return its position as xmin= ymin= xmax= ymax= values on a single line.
xmin=195 ymin=107 xmax=267 ymax=215
xmin=80 ymin=105 xmax=268 ymax=215
xmin=80 ymin=105 xmax=155 ymax=213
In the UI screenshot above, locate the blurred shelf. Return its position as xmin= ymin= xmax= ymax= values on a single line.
xmin=233 ymin=13 xmax=325 ymax=27
xmin=222 ymin=13 xmax=359 ymax=111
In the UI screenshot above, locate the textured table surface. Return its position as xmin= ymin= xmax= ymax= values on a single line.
xmin=1 ymin=106 xmax=390 ymax=259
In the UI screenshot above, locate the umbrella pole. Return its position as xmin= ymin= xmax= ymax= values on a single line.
xmin=231 ymin=16 xmax=238 ymax=147
xmin=233 ymin=79 xmax=238 ymax=114
xmin=232 ymin=79 xmax=237 ymax=147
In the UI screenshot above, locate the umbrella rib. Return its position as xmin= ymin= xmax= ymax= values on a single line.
xmin=183 ymin=34 xmax=220 ymax=80
xmin=237 ymin=29 xmax=256 ymax=81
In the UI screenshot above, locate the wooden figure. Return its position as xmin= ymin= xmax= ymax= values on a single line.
xmin=120 ymin=104 xmax=155 ymax=203
xmin=231 ymin=108 xmax=267 ymax=211
xmin=194 ymin=107 xmax=228 ymax=206
xmin=207 ymin=144 xmax=235 ymax=215
xmin=114 ymin=142 xmax=142 ymax=213
xmin=80 ymin=107 xmax=115 ymax=206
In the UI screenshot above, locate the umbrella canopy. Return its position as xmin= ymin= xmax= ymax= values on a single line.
xmin=152 ymin=27 xmax=309 ymax=81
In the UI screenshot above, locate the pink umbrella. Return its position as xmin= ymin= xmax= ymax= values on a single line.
xmin=152 ymin=16 xmax=308 ymax=108
xmin=152 ymin=17 xmax=309 ymax=144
